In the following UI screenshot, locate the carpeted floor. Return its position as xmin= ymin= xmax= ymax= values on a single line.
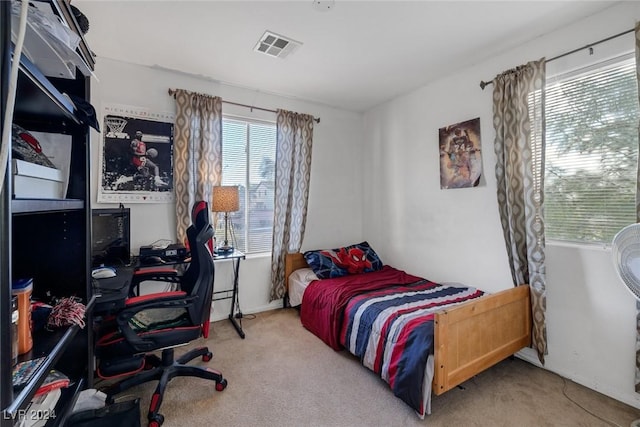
xmin=99 ymin=308 xmax=640 ymax=427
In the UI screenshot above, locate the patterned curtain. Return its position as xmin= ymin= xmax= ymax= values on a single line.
xmin=270 ymin=109 xmax=314 ymax=301
xmin=634 ymin=21 xmax=640 ymax=392
xmin=172 ymin=89 xmax=222 ymax=243
xmin=492 ymin=59 xmax=547 ymax=364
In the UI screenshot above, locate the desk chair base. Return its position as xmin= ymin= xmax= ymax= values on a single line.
xmin=103 ymin=346 xmax=227 ymax=427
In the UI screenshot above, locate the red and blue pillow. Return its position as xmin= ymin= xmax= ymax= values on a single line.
xmin=303 ymin=241 xmax=383 ymax=279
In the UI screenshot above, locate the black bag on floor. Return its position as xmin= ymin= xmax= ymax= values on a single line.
xmin=66 ymin=398 xmax=140 ymax=427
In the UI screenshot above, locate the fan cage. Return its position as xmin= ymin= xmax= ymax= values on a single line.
xmin=612 ymin=223 xmax=640 ymax=300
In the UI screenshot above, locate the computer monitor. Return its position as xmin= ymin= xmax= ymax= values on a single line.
xmin=91 ymin=208 xmax=131 ymax=267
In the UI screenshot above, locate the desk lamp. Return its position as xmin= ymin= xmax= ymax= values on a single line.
xmin=213 ymin=185 xmax=239 ymax=254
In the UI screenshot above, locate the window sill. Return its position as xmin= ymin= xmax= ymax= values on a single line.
xmin=546 ymin=239 xmax=610 ymax=252
xmin=244 ymin=252 xmax=272 ymax=261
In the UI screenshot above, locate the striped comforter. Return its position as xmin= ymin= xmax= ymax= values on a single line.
xmin=300 ymin=265 xmax=484 ymax=417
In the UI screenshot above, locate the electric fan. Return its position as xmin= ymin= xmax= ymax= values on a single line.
xmin=612 ymin=223 xmax=640 ymax=300
xmin=611 ymin=223 xmax=640 ymax=427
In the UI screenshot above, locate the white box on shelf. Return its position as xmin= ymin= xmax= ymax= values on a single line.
xmin=11 ymin=3 xmax=91 ymax=79
xmin=12 ymin=159 xmax=64 ymax=199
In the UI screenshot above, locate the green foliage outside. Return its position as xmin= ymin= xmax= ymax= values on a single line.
xmin=544 ymin=61 xmax=639 ymax=244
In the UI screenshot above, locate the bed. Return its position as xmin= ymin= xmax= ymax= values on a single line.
xmin=285 ymin=249 xmax=532 ymax=418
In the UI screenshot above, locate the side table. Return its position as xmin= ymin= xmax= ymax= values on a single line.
xmin=213 ymin=250 xmax=246 ymax=338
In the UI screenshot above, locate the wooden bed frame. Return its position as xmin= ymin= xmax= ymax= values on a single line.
xmin=284 ymin=252 xmax=532 ymax=396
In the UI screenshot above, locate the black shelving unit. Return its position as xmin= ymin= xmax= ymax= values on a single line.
xmin=0 ymin=1 xmax=96 ymax=425
xmin=0 ymin=0 xmax=13 ymax=422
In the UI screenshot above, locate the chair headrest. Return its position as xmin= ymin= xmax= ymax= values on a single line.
xmin=191 ymin=201 xmax=210 ymax=230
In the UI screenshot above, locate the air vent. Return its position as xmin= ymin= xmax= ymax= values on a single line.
xmin=312 ymin=0 xmax=335 ymax=12
xmin=254 ymin=31 xmax=302 ymax=59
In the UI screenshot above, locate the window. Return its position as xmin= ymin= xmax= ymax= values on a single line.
xmin=543 ymin=55 xmax=639 ymax=244
xmin=216 ymin=117 xmax=276 ymax=254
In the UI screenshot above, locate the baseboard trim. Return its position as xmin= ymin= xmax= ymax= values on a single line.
xmin=210 ymin=300 xmax=283 ymax=322
xmin=515 ymin=348 xmax=640 ymax=410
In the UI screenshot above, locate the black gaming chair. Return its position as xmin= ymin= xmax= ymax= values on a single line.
xmin=95 ymin=201 xmax=227 ymax=427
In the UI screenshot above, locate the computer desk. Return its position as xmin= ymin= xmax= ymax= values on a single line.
xmin=135 ymin=251 xmax=247 ymax=338
xmin=92 ymin=265 xmax=135 ymax=314
xmin=94 ymin=251 xmax=247 ymax=339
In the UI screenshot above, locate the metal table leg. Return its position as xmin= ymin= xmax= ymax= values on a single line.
xmin=227 ymin=257 xmax=244 ymax=338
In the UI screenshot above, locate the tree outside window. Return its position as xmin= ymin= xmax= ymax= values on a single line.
xmin=542 ymin=55 xmax=639 ymax=244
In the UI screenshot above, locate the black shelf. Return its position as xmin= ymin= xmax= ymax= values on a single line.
xmin=0 ymin=0 xmax=12 ymax=416
xmin=1 ymin=2 xmax=94 ymax=425
xmin=6 ymin=296 xmax=95 ymax=420
xmin=12 ymin=198 xmax=84 ymax=214
xmin=7 ymin=325 xmax=80 ymax=417
xmin=49 ymin=377 xmax=85 ymax=427
xmin=14 ymin=49 xmax=79 ymax=124
xmin=48 ymin=0 xmax=95 ymax=73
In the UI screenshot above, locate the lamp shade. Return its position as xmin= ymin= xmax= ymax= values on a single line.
xmin=212 ymin=186 xmax=239 ymax=212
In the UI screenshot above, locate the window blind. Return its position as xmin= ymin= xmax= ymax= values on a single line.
xmin=544 ymin=56 xmax=639 ymax=244
xmin=219 ymin=118 xmax=276 ymax=254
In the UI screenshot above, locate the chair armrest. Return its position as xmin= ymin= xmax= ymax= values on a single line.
xmin=133 ymin=267 xmax=180 ymax=282
xmin=125 ymin=291 xmax=186 ymax=306
xmin=130 ymin=268 xmax=181 ymax=297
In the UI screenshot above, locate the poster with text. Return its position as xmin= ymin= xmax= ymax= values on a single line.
xmin=98 ymin=104 xmax=175 ymax=203
xmin=438 ymin=117 xmax=482 ymax=189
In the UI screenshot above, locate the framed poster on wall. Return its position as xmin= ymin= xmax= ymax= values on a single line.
xmin=98 ymin=104 xmax=175 ymax=203
xmin=438 ymin=117 xmax=483 ymax=189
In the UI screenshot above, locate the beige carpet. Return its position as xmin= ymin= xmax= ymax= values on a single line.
xmin=102 ymin=308 xmax=640 ymax=427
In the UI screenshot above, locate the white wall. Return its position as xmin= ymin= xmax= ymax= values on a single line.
xmin=362 ymin=2 xmax=640 ymax=409
xmin=88 ymin=1 xmax=640 ymax=409
xmin=89 ymin=58 xmax=365 ymax=319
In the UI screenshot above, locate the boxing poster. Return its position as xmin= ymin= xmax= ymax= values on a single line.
xmin=98 ymin=104 xmax=175 ymax=203
xmin=438 ymin=117 xmax=483 ymax=189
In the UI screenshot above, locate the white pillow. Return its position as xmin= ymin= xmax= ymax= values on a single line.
xmin=289 ymin=267 xmax=319 ymax=284
xmin=288 ymin=268 xmax=319 ymax=307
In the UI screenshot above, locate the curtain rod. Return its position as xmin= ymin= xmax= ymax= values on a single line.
xmin=479 ymin=27 xmax=635 ymax=90
xmin=167 ymin=88 xmax=321 ymax=123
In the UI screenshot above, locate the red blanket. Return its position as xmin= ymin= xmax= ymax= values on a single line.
xmin=300 ymin=265 xmax=423 ymax=350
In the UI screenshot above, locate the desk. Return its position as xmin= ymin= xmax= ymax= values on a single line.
xmin=92 ymin=266 xmax=134 ymax=314
xmin=93 ymin=258 xmax=188 ymax=313
xmin=212 ymin=250 xmax=246 ymax=339
xmin=93 ymin=252 xmax=247 ymax=338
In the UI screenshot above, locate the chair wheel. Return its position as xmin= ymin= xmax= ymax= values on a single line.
xmin=216 ymin=378 xmax=228 ymax=391
xmin=149 ymin=413 xmax=164 ymax=427
xmin=202 ymin=351 xmax=213 ymax=362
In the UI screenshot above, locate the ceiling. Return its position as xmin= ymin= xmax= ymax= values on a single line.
xmin=73 ymin=0 xmax=618 ymax=112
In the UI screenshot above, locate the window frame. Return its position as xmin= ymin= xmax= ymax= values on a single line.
xmin=218 ymin=114 xmax=277 ymax=255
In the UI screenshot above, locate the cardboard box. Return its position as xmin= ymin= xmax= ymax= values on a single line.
xmin=12 ymin=159 xmax=64 ymax=199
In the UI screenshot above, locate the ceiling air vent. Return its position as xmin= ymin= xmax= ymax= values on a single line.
xmin=254 ymin=31 xmax=302 ymax=59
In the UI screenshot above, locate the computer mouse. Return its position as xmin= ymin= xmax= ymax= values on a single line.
xmin=92 ymin=266 xmax=117 ymax=279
